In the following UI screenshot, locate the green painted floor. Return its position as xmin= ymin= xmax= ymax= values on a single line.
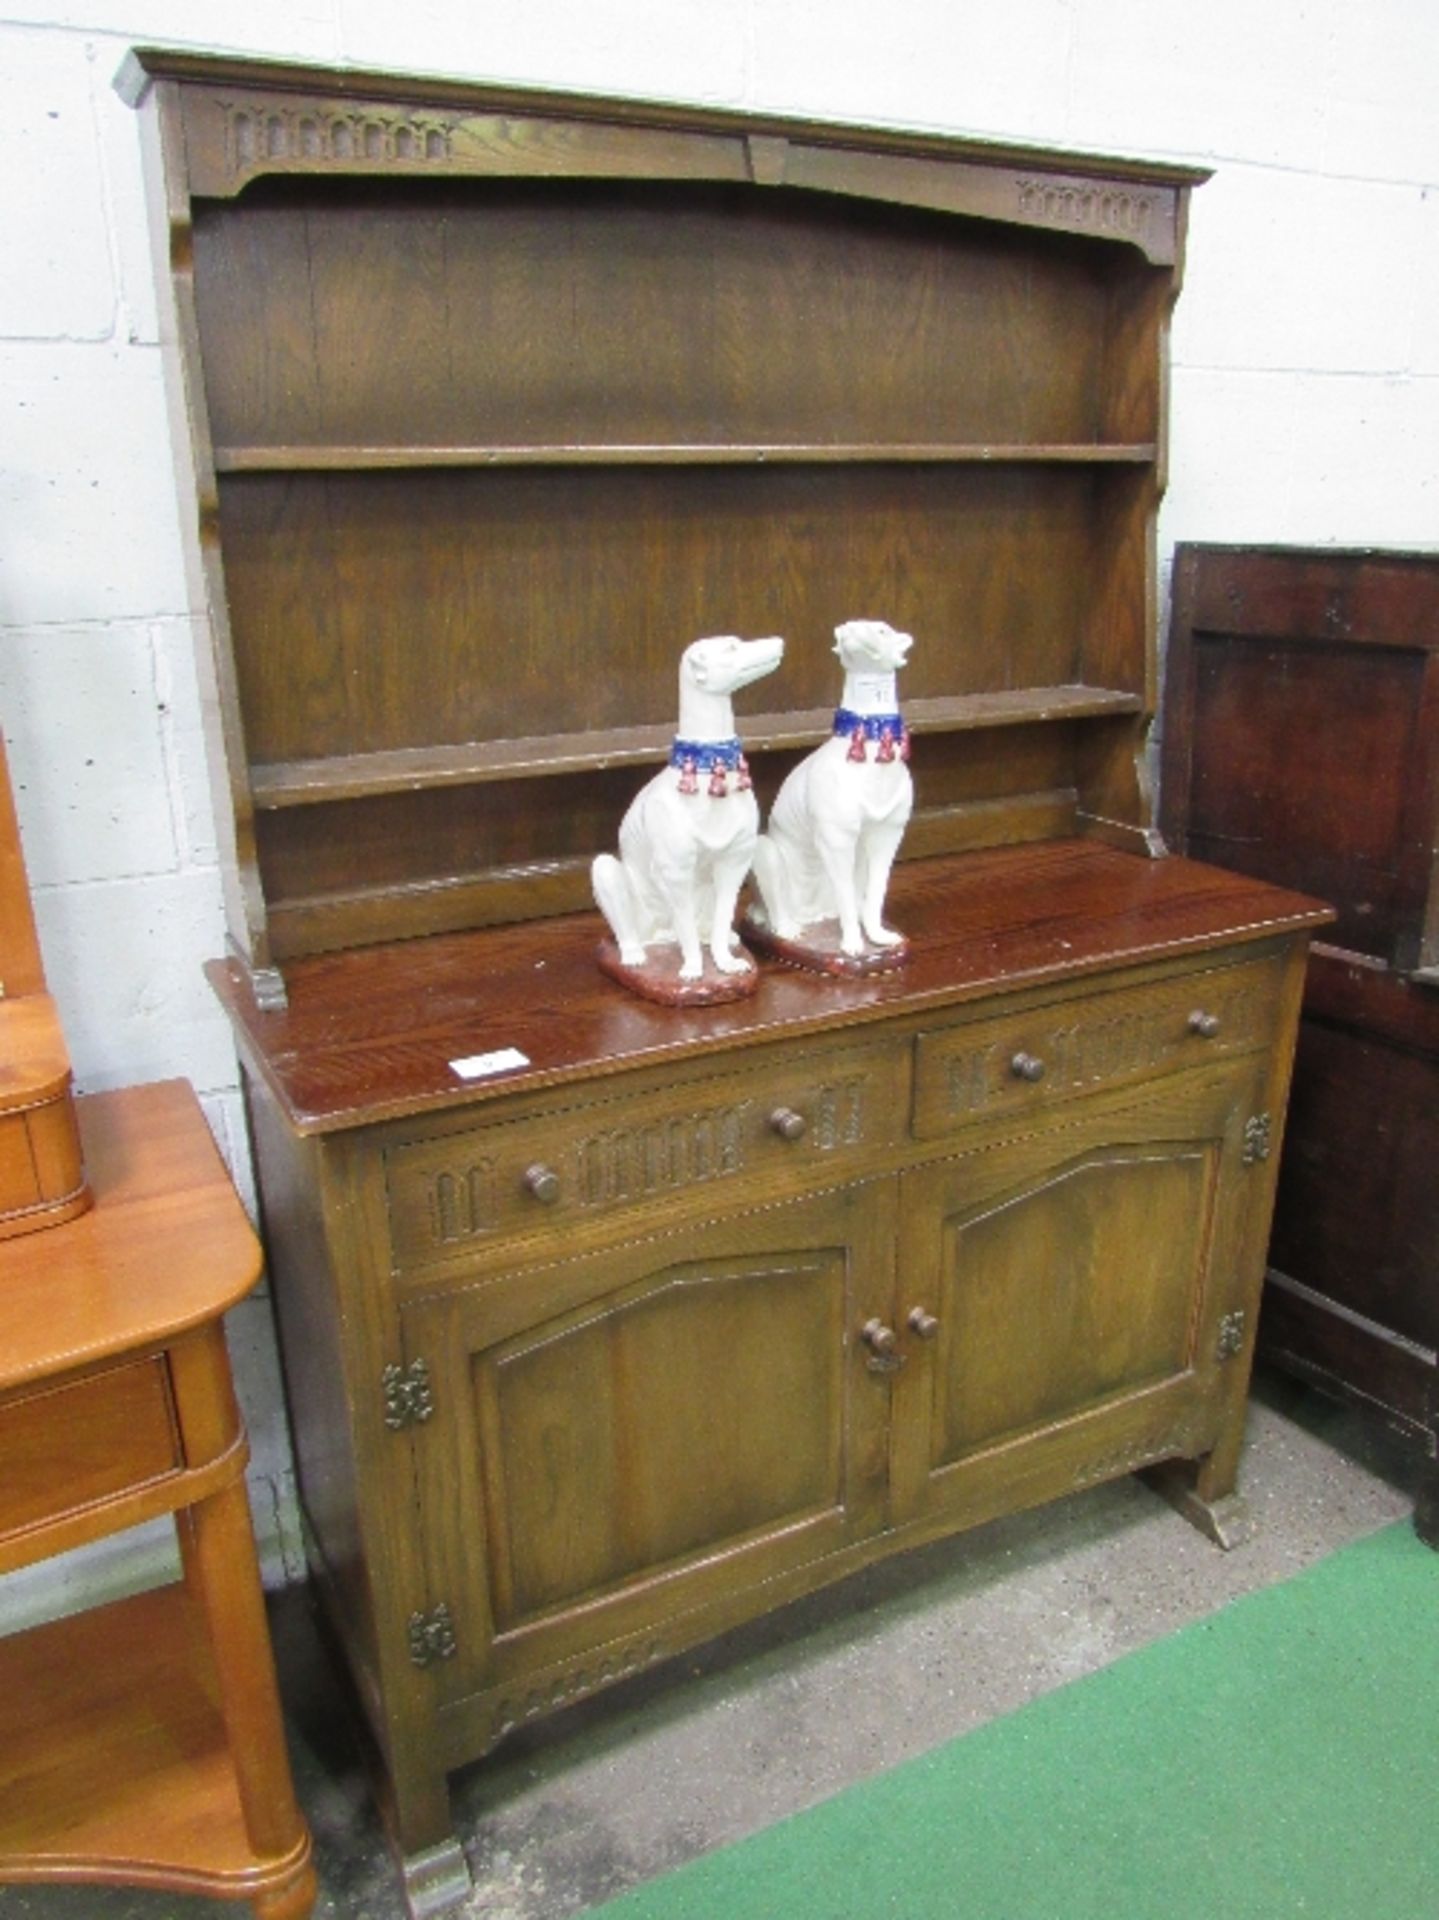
xmin=592 ymin=1521 xmax=1438 ymax=1920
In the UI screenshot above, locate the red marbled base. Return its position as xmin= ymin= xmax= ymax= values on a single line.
xmin=738 ymin=910 xmax=910 ymax=976
xmin=595 ymin=939 xmax=761 ymax=1005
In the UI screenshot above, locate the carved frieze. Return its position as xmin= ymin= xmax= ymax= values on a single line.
xmin=220 ymin=100 xmax=456 ymax=178
xmin=493 ymin=1638 xmax=668 ymax=1737
xmin=1015 ymin=177 xmax=1159 ymax=248
xmin=411 ymin=1072 xmax=877 ymax=1253
xmin=176 ymin=84 xmax=1178 ymax=264
xmin=942 ymin=975 xmax=1270 ymax=1121
xmin=429 ymin=1160 xmax=498 ymax=1244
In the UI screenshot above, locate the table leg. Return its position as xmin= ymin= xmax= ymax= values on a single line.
xmin=179 ymin=1480 xmax=316 ymax=1918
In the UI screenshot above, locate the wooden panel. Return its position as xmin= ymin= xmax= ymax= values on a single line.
xmin=192 ymin=181 xmax=1128 ymax=454
xmin=385 ymin=1036 xmax=905 ymax=1272
xmin=0 ymin=1358 xmax=180 ymax=1539
xmin=479 ymin=1249 xmax=850 ymax=1627
xmin=1162 ymin=550 xmax=1437 ymax=1491
xmin=218 ymin=463 xmax=1111 ymax=767
xmin=1162 ymin=545 xmax=1439 ymax=975
xmin=924 ymin=1143 xmax=1210 ymax=1459
xmin=1268 ymin=1013 xmax=1438 ymax=1351
xmin=1183 ymin=634 xmax=1425 ymax=960
xmin=1260 ymin=1269 xmax=1434 ymax=1439
xmin=912 ymin=949 xmax=1284 ymax=1139
xmin=1185 ymin=547 xmax=1439 ymax=652
xmin=256 ymin=766 xmax=643 ymax=907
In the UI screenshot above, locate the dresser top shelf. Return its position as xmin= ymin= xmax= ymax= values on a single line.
xmin=210 ymin=842 xmax=1331 ymax=1136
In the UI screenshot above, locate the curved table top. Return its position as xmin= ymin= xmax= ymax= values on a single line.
xmin=0 ymin=1079 xmax=262 ymax=1396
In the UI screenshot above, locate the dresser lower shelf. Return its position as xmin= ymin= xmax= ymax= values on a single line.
xmin=0 ymin=1580 xmax=312 ymax=1909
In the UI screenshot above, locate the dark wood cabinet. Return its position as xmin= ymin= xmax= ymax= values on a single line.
xmin=1161 ymin=543 xmax=1439 ymax=1548
xmin=121 ymin=50 xmax=1329 ymax=1916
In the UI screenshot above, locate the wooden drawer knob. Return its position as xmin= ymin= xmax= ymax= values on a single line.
xmin=1010 ymin=1051 xmax=1046 ymax=1083
xmin=769 ymin=1106 xmax=808 ymax=1141
xmin=522 ymin=1163 xmax=561 ymax=1204
xmin=1188 ymin=1010 xmax=1220 ymax=1039
xmin=860 ymin=1317 xmax=897 ymax=1356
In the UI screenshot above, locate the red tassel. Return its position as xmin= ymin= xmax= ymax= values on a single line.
xmin=899 ymin=729 xmax=911 ymax=763
xmin=877 ymin=725 xmax=896 ymax=764
xmin=678 ymin=757 xmax=699 ymax=795
xmin=737 ymin=754 xmax=752 ymax=792
xmin=847 ymin=728 xmax=867 ymax=764
xmin=708 ymin=763 xmax=728 ymax=797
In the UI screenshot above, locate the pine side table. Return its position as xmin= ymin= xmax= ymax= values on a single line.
xmin=0 ymin=1079 xmax=316 ymax=1918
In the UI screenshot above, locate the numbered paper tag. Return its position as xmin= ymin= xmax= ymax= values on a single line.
xmin=449 ymin=1047 xmax=530 ymax=1081
xmin=847 ymin=673 xmax=898 ymax=715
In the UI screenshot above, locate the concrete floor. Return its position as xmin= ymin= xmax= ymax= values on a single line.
xmin=0 ymin=1365 xmax=1426 ymax=1920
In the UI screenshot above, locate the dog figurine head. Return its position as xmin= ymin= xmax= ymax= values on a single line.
xmin=681 ymin=633 xmax=786 ymax=696
xmin=833 ymin=619 xmax=913 ymax=673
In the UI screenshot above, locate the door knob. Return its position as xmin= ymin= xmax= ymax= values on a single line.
xmin=861 ymin=1317 xmax=897 ymax=1355
xmin=859 ymin=1317 xmax=905 ymax=1373
xmin=907 ymin=1306 xmax=940 ymax=1340
xmin=522 ymin=1163 xmax=561 ymax=1204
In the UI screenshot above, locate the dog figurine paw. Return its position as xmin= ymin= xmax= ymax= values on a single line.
xmin=592 ymin=633 xmax=785 ymax=1003
xmin=746 ymin=619 xmax=913 ymax=973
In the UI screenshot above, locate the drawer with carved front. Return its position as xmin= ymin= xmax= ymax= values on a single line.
xmin=912 ymin=949 xmax=1287 ymax=1141
xmin=385 ymin=1038 xmax=907 ymax=1273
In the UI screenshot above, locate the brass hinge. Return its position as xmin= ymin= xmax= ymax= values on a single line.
xmin=382 ymin=1358 xmax=434 ymax=1430
xmin=408 ymin=1602 xmax=457 ymax=1668
xmin=1241 ymin=1113 xmax=1272 ymax=1166
xmin=1216 ymin=1310 xmax=1247 ymax=1361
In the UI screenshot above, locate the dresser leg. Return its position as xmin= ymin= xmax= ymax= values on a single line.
xmin=396 ymin=1837 xmax=473 ymax=1920
xmin=1141 ymin=1453 xmax=1256 ymax=1550
xmin=368 ymin=1726 xmax=471 ymax=1918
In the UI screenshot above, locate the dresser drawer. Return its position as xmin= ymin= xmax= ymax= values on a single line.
xmin=386 ymin=1038 xmax=907 ymax=1272
xmin=912 ymin=950 xmax=1287 ymax=1141
xmin=0 ymin=1356 xmax=181 ymax=1542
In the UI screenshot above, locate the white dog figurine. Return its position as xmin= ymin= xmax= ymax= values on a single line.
xmin=592 ymin=633 xmax=785 ymax=992
xmin=748 ymin=619 xmax=914 ymax=964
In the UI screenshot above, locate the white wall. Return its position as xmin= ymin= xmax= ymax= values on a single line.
xmin=2 ymin=0 xmax=1435 ymax=1626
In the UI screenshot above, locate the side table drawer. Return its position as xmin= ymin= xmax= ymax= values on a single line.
xmin=0 ymin=1356 xmax=181 ymax=1542
xmin=913 ymin=949 xmax=1287 ymax=1141
xmin=386 ymin=1037 xmax=907 ymax=1273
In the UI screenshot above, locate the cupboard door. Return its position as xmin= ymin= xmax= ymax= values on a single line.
xmin=890 ymin=1066 xmax=1260 ymax=1526
xmin=404 ymin=1180 xmax=895 ymax=1708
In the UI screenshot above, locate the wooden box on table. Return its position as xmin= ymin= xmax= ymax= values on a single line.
xmin=0 ymin=730 xmax=88 ymax=1240
xmin=120 ymin=48 xmax=1330 ymax=1916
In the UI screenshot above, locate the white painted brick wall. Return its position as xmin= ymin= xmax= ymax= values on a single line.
xmin=1 ymin=0 xmax=1435 ymax=1633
